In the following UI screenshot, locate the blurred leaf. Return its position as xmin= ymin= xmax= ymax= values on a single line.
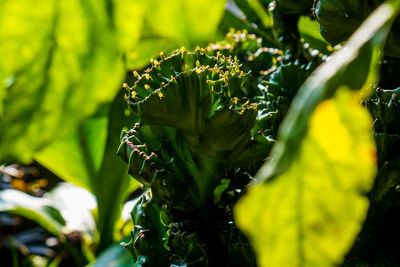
xmin=0 ymin=0 xmax=124 ymax=163
xmin=213 ymin=179 xmax=231 ymax=204
xmin=0 ymin=0 xmax=230 ymax=163
xmin=126 ymin=0 xmax=228 ymax=69
xmin=0 ymin=189 xmax=66 ymax=237
xmin=36 ymin=90 xmax=139 ymax=252
xmin=126 ymin=37 xmax=178 ymax=70
xmin=113 ymin=0 xmax=145 ymax=52
xmin=246 ymin=0 xmax=273 ymax=28
xmin=234 ymin=0 xmax=272 ymax=28
xmin=90 ymin=242 xmax=132 ymax=267
xmin=93 ymin=90 xmax=140 ymax=252
xmin=142 ymin=0 xmax=227 ymax=44
xmin=36 ymin=116 xmax=108 ymax=192
xmin=235 ymin=2 xmax=399 ymax=267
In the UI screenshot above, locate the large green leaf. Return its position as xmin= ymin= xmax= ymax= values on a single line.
xmin=0 ymin=0 xmax=228 ymax=162
xmin=0 ymin=0 xmax=124 ymax=163
xmin=92 ymin=90 xmax=139 ymax=252
xmin=36 ymin=90 xmax=139 ymax=252
xmin=113 ymin=0 xmax=145 ymax=53
xmin=0 ymin=189 xmax=66 ymax=237
xmin=35 ymin=115 xmax=108 ymax=192
xmin=235 ymin=2 xmax=400 ymax=267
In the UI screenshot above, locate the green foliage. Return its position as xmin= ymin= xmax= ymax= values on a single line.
xmin=125 ymin=0 xmax=228 ymax=69
xmin=35 ymin=116 xmax=108 ymax=191
xmin=117 ymin=48 xmax=276 ymax=265
xmin=0 ymin=0 xmax=124 ymax=163
xmin=35 ymin=90 xmax=140 ymax=252
xmin=254 ymin=1 xmax=398 ymax=182
xmin=0 ymin=0 xmax=228 ymax=164
xmin=117 ymin=17 xmax=329 ymax=263
xmin=122 ymin=193 xmax=170 ymax=265
xmin=0 ymin=0 xmax=229 ymax=259
xmin=236 ymin=88 xmax=377 ymax=267
xmin=2 ymin=0 xmax=400 ymax=266
xmin=315 ymin=0 xmax=400 ymax=57
xmin=235 ymin=2 xmax=400 ymax=267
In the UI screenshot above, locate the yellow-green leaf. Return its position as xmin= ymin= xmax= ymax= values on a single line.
xmin=113 ymin=0 xmax=145 ymax=52
xmin=235 ymin=88 xmax=376 ymax=267
xmin=126 ymin=0 xmax=228 ymax=69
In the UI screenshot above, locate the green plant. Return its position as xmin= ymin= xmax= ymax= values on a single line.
xmin=117 ymin=1 xmax=400 ymax=267
xmin=116 ymin=27 xmax=325 ymax=264
xmin=0 ymin=0 xmax=228 ymax=265
xmin=1 ymin=0 xmax=400 ymax=266
xmin=117 ymin=48 xmax=269 ymax=266
xmin=315 ymin=0 xmax=400 ymax=57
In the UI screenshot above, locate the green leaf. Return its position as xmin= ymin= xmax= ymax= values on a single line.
xmin=0 ymin=189 xmax=66 ymax=237
xmin=36 ymin=90 xmax=139 ymax=252
xmin=35 ymin=116 xmax=108 ymax=191
xmin=113 ymin=0 xmax=145 ymax=53
xmin=141 ymin=0 xmax=227 ymax=45
xmin=126 ymin=37 xmax=178 ymax=70
xmin=233 ymin=0 xmax=273 ymax=28
xmin=0 ymin=0 xmax=229 ymax=163
xmin=126 ymin=0 xmax=228 ymax=69
xmin=0 ymin=0 xmax=124 ymax=163
xmin=246 ymin=0 xmax=273 ymax=28
xmin=93 ymin=90 xmax=140 ymax=252
xmin=235 ymin=2 xmax=399 ymax=267
xmin=213 ymin=179 xmax=231 ymax=204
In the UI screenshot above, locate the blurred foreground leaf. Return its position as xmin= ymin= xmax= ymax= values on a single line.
xmin=0 ymin=189 xmax=66 ymax=237
xmin=235 ymin=2 xmax=400 ymax=267
xmin=236 ymin=89 xmax=376 ymax=266
xmin=0 ymin=0 xmax=228 ymax=162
